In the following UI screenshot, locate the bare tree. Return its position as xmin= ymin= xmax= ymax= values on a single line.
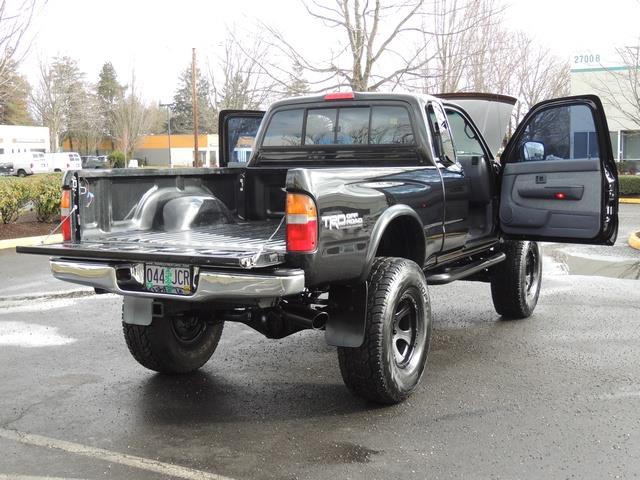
xmin=510 ymin=33 xmax=570 ymax=126
xmin=31 ymin=60 xmax=64 ymax=151
xmin=587 ymin=42 xmax=640 ymax=128
xmin=260 ymin=0 xmax=429 ymax=92
xmin=111 ymin=76 xmax=151 ymax=159
xmin=30 ymin=56 xmax=85 ymax=151
xmin=209 ymin=36 xmax=276 ymax=115
xmin=74 ymin=88 xmax=104 ymax=155
xmin=0 ymin=0 xmax=39 ymax=103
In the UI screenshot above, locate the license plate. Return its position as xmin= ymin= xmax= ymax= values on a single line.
xmin=144 ymin=264 xmax=192 ymax=295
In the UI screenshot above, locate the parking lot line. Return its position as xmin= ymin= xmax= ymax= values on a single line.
xmin=0 ymin=428 xmax=235 ymax=480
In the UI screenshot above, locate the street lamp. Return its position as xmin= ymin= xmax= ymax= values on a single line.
xmin=159 ymin=102 xmax=173 ymax=167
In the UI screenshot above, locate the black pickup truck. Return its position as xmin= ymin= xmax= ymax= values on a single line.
xmin=19 ymin=91 xmax=618 ymax=404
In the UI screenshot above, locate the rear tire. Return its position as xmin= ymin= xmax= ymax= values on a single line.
xmin=490 ymin=240 xmax=542 ymax=319
xmin=122 ymin=308 xmax=224 ymax=374
xmin=338 ymin=257 xmax=432 ymax=405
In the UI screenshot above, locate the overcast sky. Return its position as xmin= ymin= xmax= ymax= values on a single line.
xmin=19 ymin=0 xmax=640 ymax=103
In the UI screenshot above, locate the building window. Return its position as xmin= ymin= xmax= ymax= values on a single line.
xmin=573 ymin=131 xmax=598 ymax=158
xmin=621 ymin=130 xmax=640 ymax=160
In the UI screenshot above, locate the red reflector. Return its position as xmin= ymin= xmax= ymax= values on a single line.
xmin=60 ymin=190 xmax=71 ymax=241
xmin=324 ymin=91 xmax=355 ymax=101
xmin=287 ymin=220 xmax=318 ymax=252
xmin=61 ymin=217 xmax=71 ymax=241
xmin=555 ymin=192 xmax=566 ymax=200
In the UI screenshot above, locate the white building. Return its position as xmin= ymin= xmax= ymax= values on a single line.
xmin=570 ymin=50 xmax=639 ymax=163
xmin=0 ymin=125 xmax=50 ymax=155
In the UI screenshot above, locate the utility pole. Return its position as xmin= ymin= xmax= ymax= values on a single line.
xmin=191 ymin=47 xmax=199 ymax=167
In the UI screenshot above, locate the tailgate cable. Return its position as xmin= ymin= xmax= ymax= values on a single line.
xmin=248 ymin=216 xmax=285 ymax=267
xmin=40 ymin=205 xmax=77 ymax=245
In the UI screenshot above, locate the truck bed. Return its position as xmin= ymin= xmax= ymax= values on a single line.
xmin=18 ymin=220 xmax=286 ymax=269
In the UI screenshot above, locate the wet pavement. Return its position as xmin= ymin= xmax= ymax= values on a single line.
xmin=0 ymin=204 xmax=639 ymax=479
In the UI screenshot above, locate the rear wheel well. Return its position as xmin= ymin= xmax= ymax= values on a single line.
xmin=375 ymin=216 xmax=425 ymax=266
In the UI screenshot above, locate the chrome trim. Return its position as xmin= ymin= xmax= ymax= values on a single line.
xmin=50 ymin=260 xmax=305 ymax=301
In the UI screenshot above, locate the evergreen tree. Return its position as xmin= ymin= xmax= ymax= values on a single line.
xmin=285 ymin=63 xmax=310 ymax=97
xmin=97 ymin=62 xmax=125 ymax=147
xmin=0 ymin=64 xmax=33 ymax=125
xmin=170 ymin=64 xmax=214 ymax=134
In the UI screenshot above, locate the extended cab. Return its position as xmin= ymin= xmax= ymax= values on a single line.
xmin=19 ymin=92 xmax=618 ymax=404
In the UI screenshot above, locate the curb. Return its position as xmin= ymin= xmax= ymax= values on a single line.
xmin=629 ymin=231 xmax=640 ymax=251
xmin=621 ymin=198 xmax=640 ymax=204
xmin=0 ymin=233 xmax=62 ymax=251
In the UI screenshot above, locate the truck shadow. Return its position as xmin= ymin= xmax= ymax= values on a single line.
xmin=136 ymin=370 xmax=376 ymax=426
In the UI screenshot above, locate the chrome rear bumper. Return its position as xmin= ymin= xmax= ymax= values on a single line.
xmin=50 ymin=260 xmax=305 ymax=302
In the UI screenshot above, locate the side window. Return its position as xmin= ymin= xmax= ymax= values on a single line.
xmin=514 ymin=104 xmax=600 ymax=162
xmin=370 ymin=106 xmax=414 ymax=144
xmin=263 ymin=109 xmax=304 ymax=147
xmin=427 ymin=103 xmax=456 ymax=166
xmin=446 ymin=110 xmax=485 ymax=157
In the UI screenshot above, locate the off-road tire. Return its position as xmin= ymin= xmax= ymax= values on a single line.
xmin=338 ymin=257 xmax=432 ymax=405
xmin=122 ymin=307 xmax=224 ymax=374
xmin=490 ymin=240 xmax=542 ymax=319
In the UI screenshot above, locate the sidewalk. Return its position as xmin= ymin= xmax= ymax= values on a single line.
xmin=0 ymin=233 xmax=62 ymax=250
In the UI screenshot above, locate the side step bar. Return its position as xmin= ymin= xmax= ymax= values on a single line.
xmin=426 ymin=252 xmax=506 ymax=285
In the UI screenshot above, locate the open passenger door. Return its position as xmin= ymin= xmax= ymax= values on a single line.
xmin=218 ymin=110 xmax=265 ymax=167
xmin=499 ymin=95 xmax=618 ymax=245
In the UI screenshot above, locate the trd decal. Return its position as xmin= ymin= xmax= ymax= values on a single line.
xmin=321 ymin=212 xmax=363 ymax=230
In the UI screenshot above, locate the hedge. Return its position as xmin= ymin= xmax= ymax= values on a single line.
xmin=619 ymin=175 xmax=640 ymax=196
xmin=0 ymin=173 xmax=63 ymax=224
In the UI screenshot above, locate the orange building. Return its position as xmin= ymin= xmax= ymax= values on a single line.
xmin=63 ymin=134 xmax=219 ymax=167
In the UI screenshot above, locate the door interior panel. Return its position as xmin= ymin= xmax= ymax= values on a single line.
xmin=500 ymin=159 xmax=602 ymax=238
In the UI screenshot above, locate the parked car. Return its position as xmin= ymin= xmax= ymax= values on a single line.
xmin=0 ymin=160 xmax=13 ymax=176
xmin=0 ymin=152 xmax=49 ymax=177
xmin=47 ymin=152 xmax=82 ymax=172
xmin=19 ymin=91 xmax=619 ymax=405
xmin=81 ymin=156 xmax=109 ymax=169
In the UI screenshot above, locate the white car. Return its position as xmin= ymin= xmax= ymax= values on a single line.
xmin=46 ymin=152 xmax=82 ymax=172
xmin=0 ymin=152 xmax=49 ymax=177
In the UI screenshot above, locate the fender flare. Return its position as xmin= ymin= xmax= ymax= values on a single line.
xmin=358 ymin=204 xmax=425 ymax=282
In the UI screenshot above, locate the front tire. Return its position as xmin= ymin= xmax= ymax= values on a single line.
xmin=122 ymin=308 xmax=224 ymax=374
xmin=490 ymin=240 xmax=542 ymax=319
xmin=338 ymin=257 xmax=432 ymax=405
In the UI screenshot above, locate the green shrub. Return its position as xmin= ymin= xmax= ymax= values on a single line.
xmin=108 ymin=150 xmax=125 ymax=168
xmin=619 ymin=175 xmax=640 ymax=196
xmin=0 ymin=177 xmax=30 ymax=223
xmin=28 ymin=173 xmax=63 ymax=222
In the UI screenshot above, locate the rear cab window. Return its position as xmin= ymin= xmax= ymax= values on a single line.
xmin=260 ymin=103 xmax=416 ymax=150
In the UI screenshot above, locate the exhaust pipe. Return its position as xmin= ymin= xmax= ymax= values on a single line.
xmin=281 ymin=304 xmax=328 ymax=330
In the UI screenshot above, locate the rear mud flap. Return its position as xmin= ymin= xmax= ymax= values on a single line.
xmin=325 ymin=283 xmax=367 ymax=348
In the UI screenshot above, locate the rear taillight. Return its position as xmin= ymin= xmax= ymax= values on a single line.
xmin=60 ymin=190 xmax=71 ymax=241
xmin=286 ymin=193 xmax=317 ymax=253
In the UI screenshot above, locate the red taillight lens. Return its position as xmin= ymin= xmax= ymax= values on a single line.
xmin=60 ymin=190 xmax=71 ymax=241
xmin=286 ymin=193 xmax=317 ymax=253
xmin=324 ymin=91 xmax=355 ymax=101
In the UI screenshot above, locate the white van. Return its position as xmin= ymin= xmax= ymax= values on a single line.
xmin=0 ymin=152 xmax=50 ymax=177
xmin=46 ymin=152 xmax=82 ymax=172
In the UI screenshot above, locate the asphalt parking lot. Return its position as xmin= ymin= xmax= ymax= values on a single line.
xmin=1 ymin=205 xmax=639 ymax=480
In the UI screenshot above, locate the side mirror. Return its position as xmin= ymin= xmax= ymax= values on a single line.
xmin=522 ymin=141 xmax=545 ymax=161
